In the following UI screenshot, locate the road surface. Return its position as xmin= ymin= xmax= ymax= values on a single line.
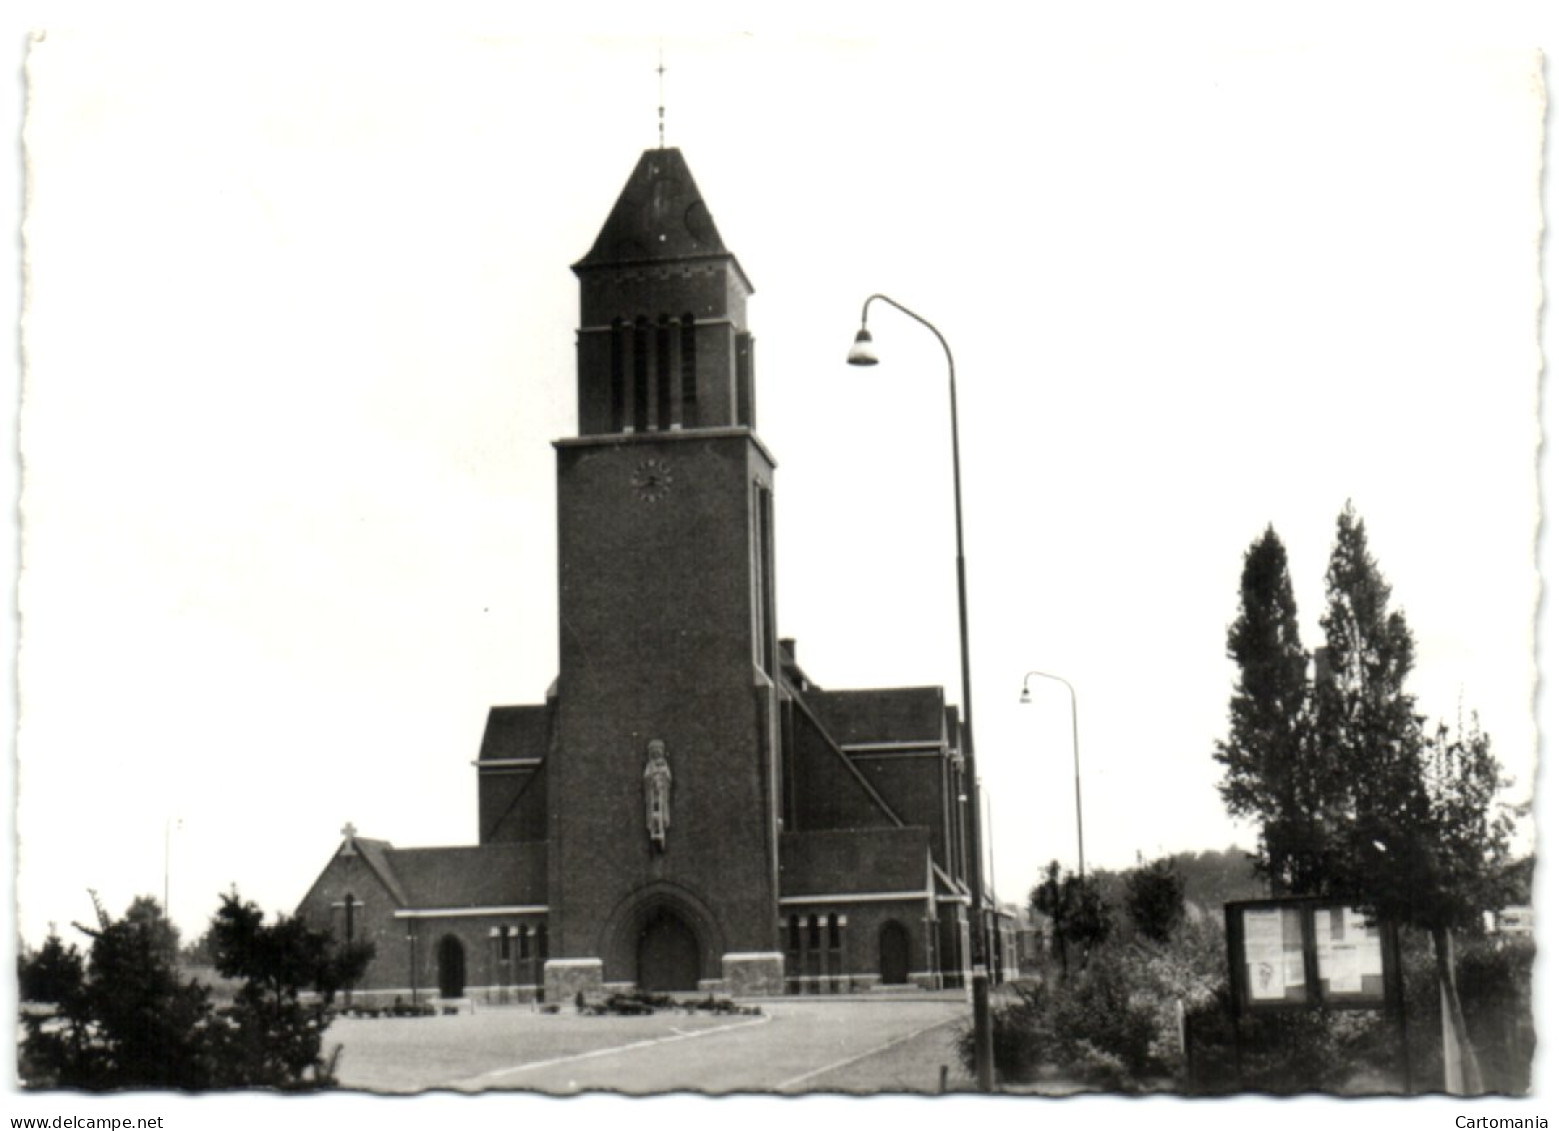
xmin=328 ymin=996 xmax=970 ymax=1094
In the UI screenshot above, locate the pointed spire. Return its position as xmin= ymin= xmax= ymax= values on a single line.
xmin=573 ymin=148 xmax=743 ymax=282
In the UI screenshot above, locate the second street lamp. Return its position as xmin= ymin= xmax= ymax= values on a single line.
xmin=1020 ymin=670 xmax=1085 ymax=879
xmin=848 ymin=293 xmax=994 ymax=1092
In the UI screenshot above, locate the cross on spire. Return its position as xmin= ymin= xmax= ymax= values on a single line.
xmin=340 ymin=821 xmax=357 ymax=840
xmin=657 ymin=45 xmax=666 ymax=148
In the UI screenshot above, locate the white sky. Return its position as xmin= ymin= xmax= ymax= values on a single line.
xmin=4 ymin=4 xmax=1557 ymax=1120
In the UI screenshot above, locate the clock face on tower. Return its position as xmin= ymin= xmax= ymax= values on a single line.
xmin=630 ymin=458 xmax=674 ymax=503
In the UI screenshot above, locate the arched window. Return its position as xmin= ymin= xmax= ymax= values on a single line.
xmin=610 ymin=318 xmax=626 ymax=432
xmin=632 ymin=317 xmax=650 ymax=432
xmin=680 ymin=314 xmax=698 ymax=427
xmin=655 ymin=315 xmax=673 ymax=431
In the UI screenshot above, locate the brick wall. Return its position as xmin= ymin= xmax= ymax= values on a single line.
xmin=549 ymin=430 xmax=780 ymax=976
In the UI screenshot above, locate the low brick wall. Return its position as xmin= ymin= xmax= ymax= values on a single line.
xmin=545 ymin=958 xmax=604 ymax=1003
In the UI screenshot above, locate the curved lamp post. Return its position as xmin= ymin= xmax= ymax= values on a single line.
xmin=1020 ymin=670 xmax=1085 ymax=877
xmin=849 ymin=294 xmax=994 ymax=1092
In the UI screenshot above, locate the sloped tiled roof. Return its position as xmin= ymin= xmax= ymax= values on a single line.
xmin=779 ymin=827 xmax=932 ymax=898
xmin=573 ymin=148 xmax=741 ymax=277
xmin=478 ymin=705 xmax=552 ymax=763
xmin=808 ymin=687 xmax=950 ymax=747
xmin=377 ymin=842 xmax=548 ymax=909
xmin=351 ymin=838 xmax=409 ymax=905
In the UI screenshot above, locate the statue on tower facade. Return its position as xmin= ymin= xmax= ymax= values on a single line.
xmin=643 ymin=739 xmax=673 ymax=850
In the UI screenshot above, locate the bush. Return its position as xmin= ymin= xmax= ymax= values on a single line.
xmin=19 ymin=902 xmax=219 ymax=1089
xmin=1184 ymin=989 xmax=1392 ymax=1094
xmin=960 ymin=964 xmax=1174 ymax=1090
xmin=956 ymin=980 xmax=1050 ymax=1083
xmin=1125 ymin=858 xmax=1187 ymax=943
xmin=960 ymin=923 xmax=1228 ymax=1092
xmin=578 ymin=991 xmax=762 ymax=1018
xmin=1184 ymin=930 xmax=1534 ymax=1095
xmin=961 ymin=919 xmax=1224 ymax=1091
xmin=1456 ymin=936 xmax=1535 ymax=1093
xmin=1395 ymin=931 xmax=1534 ymax=1094
xmin=18 ymin=931 xmax=84 ymax=1006
xmin=19 ymin=891 xmax=374 ymax=1091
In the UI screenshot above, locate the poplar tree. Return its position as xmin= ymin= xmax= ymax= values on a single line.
xmin=1315 ymin=503 xmax=1512 ymax=1092
xmin=1214 ymin=526 xmax=1322 ymax=893
xmin=1315 ymin=503 xmax=1424 ymax=875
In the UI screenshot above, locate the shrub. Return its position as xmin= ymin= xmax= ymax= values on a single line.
xmin=1396 ymin=930 xmax=1534 ymax=1094
xmin=18 ymin=931 xmax=84 ymax=1006
xmin=1125 ymin=858 xmax=1187 ymax=944
xmin=1184 ymin=990 xmax=1391 ymax=1094
xmin=1184 ymin=930 xmax=1533 ymax=1095
xmin=20 ymin=900 xmax=218 ymax=1089
xmin=20 ymin=891 xmax=374 ymax=1091
xmin=955 ymin=980 xmax=1051 ymax=1083
xmin=962 ymin=917 xmax=1225 ymax=1090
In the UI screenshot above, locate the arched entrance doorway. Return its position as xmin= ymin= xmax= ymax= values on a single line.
xmin=637 ymin=907 xmax=701 ymax=992
xmin=879 ymin=920 xmax=911 ymax=985
xmin=437 ymin=935 xmax=466 ymax=999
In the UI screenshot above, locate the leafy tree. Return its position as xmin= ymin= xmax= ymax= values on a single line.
xmin=20 ymin=889 xmax=374 ymax=1091
xmin=1031 ymin=861 xmax=1113 ymax=980
xmin=20 ymin=892 xmax=217 ymax=1089
xmin=1209 ymin=505 xmax=1521 ymax=1093
xmin=1498 ymin=853 xmax=1535 ymax=906
xmin=1315 ymin=503 xmax=1426 ymax=887
xmin=179 ymin=923 xmax=218 ymax=967
xmin=18 ymin=927 xmax=85 ymax=1005
xmin=1124 ymin=857 xmax=1186 ymax=944
xmin=124 ymin=895 xmax=181 ymax=965
xmin=1310 ymin=505 xmax=1512 ymax=1091
xmin=1165 ymin=846 xmax=1268 ymax=910
xmin=1214 ymin=526 xmax=1326 ymax=893
xmin=1349 ymin=712 xmax=1514 ymax=1092
xmin=207 ymin=891 xmax=374 ymax=1088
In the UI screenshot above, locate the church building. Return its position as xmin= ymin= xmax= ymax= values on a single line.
xmin=298 ymin=147 xmax=990 ymax=1002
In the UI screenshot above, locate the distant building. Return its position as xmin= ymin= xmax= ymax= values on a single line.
xmin=1488 ymin=906 xmax=1534 ymax=937
xmin=297 ymin=147 xmax=995 ymax=1003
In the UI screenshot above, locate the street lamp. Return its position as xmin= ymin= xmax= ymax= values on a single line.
xmin=848 ymin=293 xmax=994 ymax=1092
xmin=163 ymin=816 xmax=182 ymax=924
xmin=1020 ymin=670 xmax=1085 ymax=878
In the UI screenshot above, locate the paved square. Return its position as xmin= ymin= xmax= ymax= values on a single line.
xmin=328 ymin=997 xmax=969 ymax=1094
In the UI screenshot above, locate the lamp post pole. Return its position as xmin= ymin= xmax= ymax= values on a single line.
xmin=849 ymin=294 xmax=994 ymax=1092
xmin=163 ymin=816 xmax=181 ymax=924
xmin=407 ymin=932 xmax=419 ymax=1007
xmin=1021 ymin=670 xmax=1084 ymax=878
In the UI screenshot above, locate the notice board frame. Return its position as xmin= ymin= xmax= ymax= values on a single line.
xmin=1224 ymin=897 xmax=1403 ymax=1016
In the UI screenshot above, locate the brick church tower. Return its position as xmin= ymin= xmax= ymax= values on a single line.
xmin=544 ymin=148 xmax=785 ymax=997
xmin=297 ymin=146 xmax=994 ymax=1008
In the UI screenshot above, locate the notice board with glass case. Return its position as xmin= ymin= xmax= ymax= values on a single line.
xmin=1224 ymin=898 xmax=1400 ymax=1013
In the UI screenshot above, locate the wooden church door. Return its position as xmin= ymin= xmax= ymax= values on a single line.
xmin=879 ymin=921 xmax=910 ymax=985
xmin=437 ymin=935 xmax=466 ymax=999
xmin=637 ymin=908 xmax=700 ymax=992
